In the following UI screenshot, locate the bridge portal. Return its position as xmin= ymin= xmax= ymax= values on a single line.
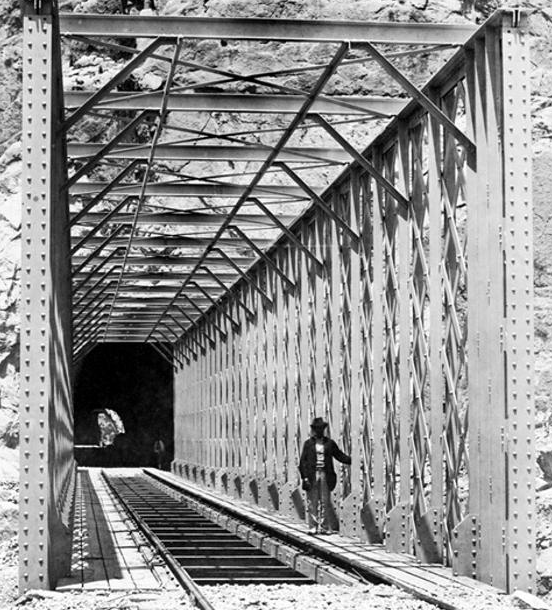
xmin=19 ymin=1 xmax=534 ymax=595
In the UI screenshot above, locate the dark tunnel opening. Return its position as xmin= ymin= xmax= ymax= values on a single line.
xmin=73 ymin=343 xmax=174 ymax=469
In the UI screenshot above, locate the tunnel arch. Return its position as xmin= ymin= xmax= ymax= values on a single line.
xmin=73 ymin=343 xmax=173 ymax=468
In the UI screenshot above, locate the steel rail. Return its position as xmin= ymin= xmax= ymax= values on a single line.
xmin=145 ymin=42 xmax=350 ymax=341
xmin=145 ymin=471 xmax=462 ymax=610
xmin=102 ymin=472 xmax=217 ymax=610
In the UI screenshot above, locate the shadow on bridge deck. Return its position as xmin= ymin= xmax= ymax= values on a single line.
xmin=56 ymin=468 xmax=177 ymax=592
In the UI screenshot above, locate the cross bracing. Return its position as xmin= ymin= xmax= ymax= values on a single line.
xmin=61 ymin=13 xmax=477 ymax=352
xmin=20 ymin=1 xmax=535 ymax=598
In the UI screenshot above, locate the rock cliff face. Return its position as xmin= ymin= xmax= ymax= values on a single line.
xmin=1 ymin=0 xmax=552 ymax=593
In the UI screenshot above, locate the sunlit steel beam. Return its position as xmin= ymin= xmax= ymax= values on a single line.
xmin=64 ymin=92 xmax=406 ymax=116
xmin=69 ymin=181 xmax=316 ymax=199
xmin=71 ymin=235 xmax=273 ymax=249
xmin=67 ymin=143 xmax=350 ymax=164
xmin=59 ymin=14 xmax=476 ymax=44
xmin=72 ymin=255 xmax=254 ymax=267
xmin=72 ymin=211 xmax=296 ymax=227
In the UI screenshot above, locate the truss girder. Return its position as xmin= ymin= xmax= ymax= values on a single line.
xmin=170 ymin=11 xmax=535 ymax=595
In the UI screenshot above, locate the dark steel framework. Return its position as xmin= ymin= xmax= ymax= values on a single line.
xmin=20 ymin=1 xmax=534 ymax=596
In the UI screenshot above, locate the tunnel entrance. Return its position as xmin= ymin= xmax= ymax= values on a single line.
xmin=74 ymin=343 xmax=173 ymax=468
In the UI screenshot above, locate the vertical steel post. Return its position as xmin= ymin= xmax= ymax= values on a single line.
xmin=20 ymin=2 xmax=74 ymax=592
xmin=364 ymin=152 xmax=386 ymax=542
xmin=424 ymin=92 xmax=445 ymax=563
xmin=500 ymin=11 xmax=535 ymax=594
xmin=386 ymin=129 xmax=412 ymax=554
xmin=341 ymin=171 xmax=363 ymax=537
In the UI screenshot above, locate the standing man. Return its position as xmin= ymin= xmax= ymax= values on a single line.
xmin=299 ymin=417 xmax=351 ymax=535
xmin=153 ymin=437 xmax=166 ymax=470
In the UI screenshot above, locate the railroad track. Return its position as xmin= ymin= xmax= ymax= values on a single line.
xmin=103 ymin=472 xmax=316 ymax=608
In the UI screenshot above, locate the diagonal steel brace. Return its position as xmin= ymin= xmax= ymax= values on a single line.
xmin=229 ymin=225 xmax=296 ymax=291
xmin=212 ymin=248 xmax=272 ymax=305
xmin=72 ymin=248 xmax=122 ymax=293
xmin=151 ymin=341 xmax=180 ymax=370
xmin=249 ymin=197 xmax=323 ymax=270
xmin=65 ymin=111 xmax=152 ymax=188
xmin=180 ymin=294 xmax=226 ymax=342
xmin=359 ymin=41 xmax=476 ymax=159
xmin=63 ymin=38 xmax=166 ymax=132
xmin=190 ymin=281 xmax=239 ymax=330
xmin=70 ymin=161 xmax=140 ymax=227
xmin=308 ymin=115 xmax=410 ymax=210
xmin=277 ymin=162 xmax=360 ymax=242
xmin=199 ymin=265 xmax=255 ymax=319
xmin=71 ymin=196 xmax=134 ymax=255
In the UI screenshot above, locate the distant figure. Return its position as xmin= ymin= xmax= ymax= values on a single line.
xmin=299 ymin=417 xmax=351 ymax=535
xmin=153 ymin=438 xmax=166 ymax=470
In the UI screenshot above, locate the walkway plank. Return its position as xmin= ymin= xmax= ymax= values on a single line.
xmin=57 ymin=468 xmax=177 ymax=592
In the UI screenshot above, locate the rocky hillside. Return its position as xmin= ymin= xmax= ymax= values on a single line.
xmin=1 ymin=0 xmax=552 ymax=599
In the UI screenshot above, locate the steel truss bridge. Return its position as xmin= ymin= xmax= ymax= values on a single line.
xmin=19 ymin=0 xmax=534 ymax=596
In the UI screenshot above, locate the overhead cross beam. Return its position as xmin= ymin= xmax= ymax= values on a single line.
xmin=145 ymin=41 xmax=350 ymax=341
xmin=71 ymin=255 xmax=255 ymax=267
xmin=69 ymin=181 xmax=317 ymax=199
xmin=64 ymin=92 xmax=407 ymax=116
xmin=72 ymin=212 xmax=296 ymax=227
xmin=71 ymin=235 xmax=274 ymax=250
xmin=59 ymin=14 xmax=476 ymax=44
xmin=67 ymin=143 xmax=351 ymax=164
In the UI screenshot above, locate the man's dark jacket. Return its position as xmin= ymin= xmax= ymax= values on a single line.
xmin=299 ymin=436 xmax=351 ymax=491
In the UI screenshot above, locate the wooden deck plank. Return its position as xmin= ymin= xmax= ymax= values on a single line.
xmin=57 ymin=467 xmax=176 ymax=592
xmin=89 ymin=469 xmax=148 ymax=590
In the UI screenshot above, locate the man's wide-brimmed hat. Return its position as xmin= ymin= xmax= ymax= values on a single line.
xmin=311 ymin=417 xmax=328 ymax=429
